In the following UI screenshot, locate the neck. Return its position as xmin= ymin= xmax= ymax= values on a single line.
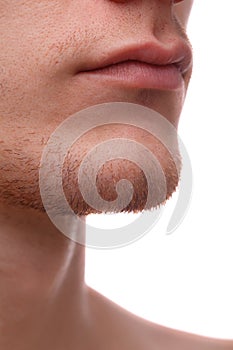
xmin=0 ymin=204 xmax=90 ymax=350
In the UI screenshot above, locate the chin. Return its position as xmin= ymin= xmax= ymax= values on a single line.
xmin=60 ymin=124 xmax=181 ymax=216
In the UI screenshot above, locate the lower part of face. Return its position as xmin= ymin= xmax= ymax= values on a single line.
xmin=0 ymin=0 xmax=192 ymax=217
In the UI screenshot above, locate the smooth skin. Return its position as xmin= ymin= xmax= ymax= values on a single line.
xmin=0 ymin=0 xmax=232 ymax=349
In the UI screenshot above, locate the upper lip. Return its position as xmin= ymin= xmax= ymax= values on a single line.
xmin=78 ymin=40 xmax=193 ymax=76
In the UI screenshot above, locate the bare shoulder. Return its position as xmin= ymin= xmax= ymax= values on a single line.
xmin=153 ymin=326 xmax=233 ymax=350
xmin=86 ymin=286 xmax=233 ymax=350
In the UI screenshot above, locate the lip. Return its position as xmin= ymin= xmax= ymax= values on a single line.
xmin=76 ymin=41 xmax=192 ymax=90
xmin=80 ymin=60 xmax=184 ymax=90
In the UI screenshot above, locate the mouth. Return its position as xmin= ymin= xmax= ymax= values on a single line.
xmin=76 ymin=41 xmax=192 ymax=91
xmin=78 ymin=60 xmax=184 ymax=90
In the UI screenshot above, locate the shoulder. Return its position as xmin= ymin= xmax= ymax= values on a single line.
xmin=86 ymin=286 xmax=233 ymax=350
xmin=147 ymin=324 xmax=233 ymax=350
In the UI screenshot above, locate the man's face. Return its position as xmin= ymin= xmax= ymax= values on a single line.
xmin=0 ymin=0 xmax=193 ymax=216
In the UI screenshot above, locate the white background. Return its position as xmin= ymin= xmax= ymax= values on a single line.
xmin=85 ymin=0 xmax=233 ymax=339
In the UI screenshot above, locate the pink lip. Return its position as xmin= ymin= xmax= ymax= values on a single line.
xmin=75 ymin=41 xmax=192 ymax=90
xmin=79 ymin=60 xmax=184 ymax=90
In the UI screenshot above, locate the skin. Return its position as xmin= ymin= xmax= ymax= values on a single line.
xmin=0 ymin=0 xmax=232 ymax=349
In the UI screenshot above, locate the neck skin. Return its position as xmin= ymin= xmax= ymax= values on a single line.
xmin=2 ymin=204 xmax=232 ymax=350
xmin=0 ymin=203 xmax=91 ymax=350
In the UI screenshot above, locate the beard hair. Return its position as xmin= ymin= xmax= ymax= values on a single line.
xmin=0 ymin=124 xmax=181 ymax=217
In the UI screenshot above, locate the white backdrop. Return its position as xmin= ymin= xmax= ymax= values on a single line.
xmin=85 ymin=0 xmax=233 ymax=339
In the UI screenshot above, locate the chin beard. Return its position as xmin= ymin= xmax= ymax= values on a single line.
xmin=1 ymin=104 xmax=182 ymax=220
xmin=0 ymin=124 xmax=181 ymax=217
xmin=59 ymin=124 xmax=181 ymax=217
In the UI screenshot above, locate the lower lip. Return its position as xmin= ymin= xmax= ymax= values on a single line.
xmin=78 ymin=61 xmax=184 ymax=90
